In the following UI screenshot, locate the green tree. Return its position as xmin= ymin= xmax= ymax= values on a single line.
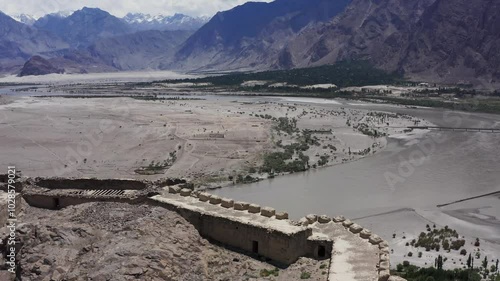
xmin=483 ymin=256 xmax=489 ymax=269
xmin=436 ymin=255 xmax=443 ymax=270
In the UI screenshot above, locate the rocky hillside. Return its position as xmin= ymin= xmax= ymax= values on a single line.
xmin=18 ymin=55 xmax=64 ymax=76
xmin=286 ymin=0 xmax=436 ymax=70
xmin=87 ymin=30 xmax=192 ymax=70
xmin=0 ymin=12 xmax=68 ymax=73
xmin=170 ymin=0 xmax=500 ymax=87
xmin=402 ymin=0 xmax=500 ymax=86
xmin=34 ymin=7 xmax=132 ymax=48
xmin=287 ymin=0 xmax=500 ymax=87
xmin=0 ymin=202 xmax=326 ymax=281
xmin=171 ymin=0 xmax=351 ymax=71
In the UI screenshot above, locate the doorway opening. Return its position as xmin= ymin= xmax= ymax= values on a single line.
xmin=252 ymin=241 xmax=259 ymax=254
xmin=318 ymin=245 xmax=326 ymax=258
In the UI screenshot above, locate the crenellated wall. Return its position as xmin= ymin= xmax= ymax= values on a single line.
xmin=149 ymin=187 xmax=319 ymax=265
xmin=18 ymin=178 xmax=397 ymax=280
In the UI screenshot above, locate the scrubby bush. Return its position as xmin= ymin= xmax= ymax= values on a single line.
xmin=300 ymin=272 xmax=311 ymax=279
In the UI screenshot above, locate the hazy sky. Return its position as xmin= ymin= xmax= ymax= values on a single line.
xmin=0 ymin=0 xmax=273 ymax=18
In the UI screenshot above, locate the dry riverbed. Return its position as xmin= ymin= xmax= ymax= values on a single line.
xmin=0 ymin=95 xmax=431 ymax=186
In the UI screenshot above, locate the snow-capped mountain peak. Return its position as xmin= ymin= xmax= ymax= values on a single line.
xmin=122 ymin=13 xmax=209 ymax=31
xmin=47 ymin=10 xmax=74 ymax=18
xmin=10 ymin=14 xmax=37 ymax=25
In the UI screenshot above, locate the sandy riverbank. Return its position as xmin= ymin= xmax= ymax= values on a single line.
xmin=0 ymin=95 xmax=430 ymax=184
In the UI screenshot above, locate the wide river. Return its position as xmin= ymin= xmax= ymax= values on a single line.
xmin=213 ymin=96 xmax=500 ymax=244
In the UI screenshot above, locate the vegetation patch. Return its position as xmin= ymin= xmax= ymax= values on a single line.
xmin=411 ymin=225 xmax=464 ymax=252
xmin=300 ymin=272 xmax=311 ymax=279
xmin=135 ymin=151 xmax=177 ymax=175
xmin=260 ymin=268 xmax=279 ymax=277
xmin=156 ymin=61 xmax=401 ymax=88
xmin=394 ymin=262 xmax=483 ymax=281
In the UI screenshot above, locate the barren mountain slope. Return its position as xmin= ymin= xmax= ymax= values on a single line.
xmin=288 ymin=0 xmax=500 ymax=87
xmin=170 ymin=0 xmax=350 ymax=71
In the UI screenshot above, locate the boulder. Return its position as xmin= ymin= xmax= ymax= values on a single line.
xmin=379 ymin=261 xmax=390 ymax=270
xmin=233 ymin=201 xmax=250 ymax=210
xmin=198 ymin=192 xmax=210 ymax=202
xmin=260 ymin=207 xmax=276 ymax=217
xmin=378 ymin=269 xmax=390 ymax=281
xmin=180 ymin=188 xmax=192 ymax=196
xmin=275 ymin=212 xmax=289 ymax=220
xmin=168 ymin=186 xmax=181 ymax=194
xmin=332 ymin=215 xmax=346 ymax=223
xmin=318 ymin=215 xmax=331 ymax=223
xmin=298 ymin=217 xmax=309 ymax=226
xmin=380 ymin=253 xmax=390 ymax=262
xmin=380 ymin=241 xmax=389 ymax=248
xmin=306 ymin=214 xmax=318 ymax=224
xmin=369 ymin=234 xmax=383 ymax=245
xmin=380 ymin=247 xmax=390 ymax=256
xmin=380 ymin=247 xmax=390 ymax=254
xmin=209 ymin=195 xmax=222 ymax=205
xmin=342 ymin=219 xmax=353 ymax=227
xmin=221 ymin=198 xmax=234 ymax=208
xmin=248 ymin=204 xmax=261 ymax=213
xmin=349 ymin=224 xmax=363 ymax=233
xmin=360 ymin=229 xmax=372 ymax=239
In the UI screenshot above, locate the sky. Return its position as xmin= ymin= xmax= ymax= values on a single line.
xmin=0 ymin=0 xmax=273 ymax=18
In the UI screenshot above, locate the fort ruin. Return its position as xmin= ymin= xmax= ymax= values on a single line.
xmin=1 ymin=177 xmax=401 ymax=281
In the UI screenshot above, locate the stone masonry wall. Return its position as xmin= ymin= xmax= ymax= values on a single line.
xmin=35 ymin=178 xmax=147 ymax=190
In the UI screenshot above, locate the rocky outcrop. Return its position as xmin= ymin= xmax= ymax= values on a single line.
xmin=171 ymin=0 xmax=350 ymax=71
xmin=0 ymin=12 xmax=68 ymax=73
xmin=287 ymin=0 xmax=500 ymax=87
xmin=18 ymin=56 xmax=64 ymax=76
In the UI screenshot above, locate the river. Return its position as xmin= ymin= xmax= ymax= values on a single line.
xmin=213 ymin=97 xmax=500 ymax=249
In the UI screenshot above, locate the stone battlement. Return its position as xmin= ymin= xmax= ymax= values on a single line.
xmin=10 ymin=177 xmax=399 ymax=281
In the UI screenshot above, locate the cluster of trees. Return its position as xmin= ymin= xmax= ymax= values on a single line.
xmin=261 ymin=150 xmax=309 ymax=174
xmin=356 ymin=123 xmax=385 ymax=138
xmin=412 ymin=226 xmax=464 ymax=252
xmin=157 ymin=60 xmax=402 ymax=88
xmin=374 ymin=97 xmax=500 ymax=114
xmin=275 ymin=117 xmax=299 ymax=135
xmin=396 ymin=256 xmax=500 ymax=280
xmin=466 ymin=254 xmax=499 ymax=280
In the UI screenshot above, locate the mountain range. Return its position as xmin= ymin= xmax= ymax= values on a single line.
xmin=11 ymin=10 xmax=208 ymax=32
xmin=0 ymin=11 xmax=69 ymax=73
xmin=1 ymin=0 xmax=499 ymax=87
xmin=123 ymin=13 xmax=209 ymax=31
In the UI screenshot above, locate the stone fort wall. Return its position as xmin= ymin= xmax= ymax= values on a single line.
xmin=14 ymin=177 xmax=395 ymax=280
